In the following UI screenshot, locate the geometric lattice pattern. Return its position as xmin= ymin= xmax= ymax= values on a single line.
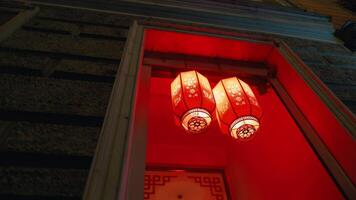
xmin=144 ymin=174 xmax=177 ymax=199
xmin=144 ymin=170 xmax=229 ymax=200
xmin=187 ymin=176 xmax=225 ymax=200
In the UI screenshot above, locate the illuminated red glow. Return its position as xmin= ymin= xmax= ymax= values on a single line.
xmin=213 ymin=77 xmax=262 ymax=140
xmin=171 ymin=71 xmax=263 ymax=139
xmin=171 ymin=71 xmax=215 ymax=134
xmin=144 ymin=29 xmax=355 ymax=199
xmin=147 ymin=77 xmax=344 ymax=200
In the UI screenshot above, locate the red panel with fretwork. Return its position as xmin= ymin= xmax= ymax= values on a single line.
xmin=144 ymin=169 xmax=229 ymax=200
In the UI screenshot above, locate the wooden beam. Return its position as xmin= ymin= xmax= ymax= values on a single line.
xmin=143 ymin=51 xmax=271 ymax=77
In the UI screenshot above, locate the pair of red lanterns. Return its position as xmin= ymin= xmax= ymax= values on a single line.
xmin=171 ymin=70 xmax=262 ymax=141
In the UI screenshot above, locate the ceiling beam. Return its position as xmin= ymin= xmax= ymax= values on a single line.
xmin=143 ymin=51 xmax=271 ymax=78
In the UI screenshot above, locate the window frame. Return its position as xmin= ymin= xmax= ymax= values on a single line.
xmin=83 ymin=20 xmax=356 ymax=200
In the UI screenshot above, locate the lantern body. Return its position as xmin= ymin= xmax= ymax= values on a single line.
xmin=171 ymin=71 xmax=215 ymax=134
xmin=213 ymin=77 xmax=262 ymax=140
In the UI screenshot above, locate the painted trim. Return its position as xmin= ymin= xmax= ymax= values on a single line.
xmin=143 ymin=51 xmax=270 ymax=77
xmin=30 ymin=0 xmax=338 ymax=43
xmin=119 ymin=63 xmax=152 ymax=200
xmin=126 ymin=0 xmax=328 ymax=21
xmin=83 ymin=21 xmax=145 ymax=200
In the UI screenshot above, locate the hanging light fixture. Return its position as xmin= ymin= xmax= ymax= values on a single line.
xmin=171 ymin=70 xmax=215 ymax=134
xmin=213 ymin=77 xmax=262 ymax=140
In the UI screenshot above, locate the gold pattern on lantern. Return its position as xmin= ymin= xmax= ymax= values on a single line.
xmin=171 ymin=71 xmax=215 ymax=134
xmin=182 ymin=72 xmax=199 ymax=99
xmin=213 ymin=76 xmax=262 ymax=141
xmin=230 ymin=116 xmax=260 ymax=140
xmin=198 ymin=73 xmax=214 ymax=100
xmin=213 ymin=82 xmax=229 ymax=115
xmin=171 ymin=77 xmax=182 ymax=106
xmin=223 ymin=77 xmax=246 ymax=106
xmin=240 ymin=80 xmax=258 ymax=106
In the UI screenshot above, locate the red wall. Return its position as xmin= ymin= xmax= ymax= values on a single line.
xmin=147 ymin=77 xmax=229 ymax=167
xmin=143 ymin=29 xmax=354 ymax=199
xmin=146 ymin=77 xmax=343 ymax=200
xmin=268 ymin=49 xmax=356 ymax=184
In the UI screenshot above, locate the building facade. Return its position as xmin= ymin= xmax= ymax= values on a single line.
xmin=0 ymin=0 xmax=355 ymax=200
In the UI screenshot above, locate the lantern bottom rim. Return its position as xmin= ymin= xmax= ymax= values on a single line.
xmin=181 ymin=108 xmax=212 ymax=134
xmin=229 ymin=116 xmax=260 ymax=140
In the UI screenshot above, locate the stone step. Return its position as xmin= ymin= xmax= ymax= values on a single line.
xmin=25 ymin=17 xmax=128 ymax=39
xmin=0 ymin=166 xmax=88 ymax=197
xmin=37 ymin=6 xmax=134 ymax=28
xmin=0 ymin=74 xmax=112 ymax=116
xmin=0 ymin=29 xmax=125 ymax=59
xmin=1 ymin=121 xmax=100 ymax=156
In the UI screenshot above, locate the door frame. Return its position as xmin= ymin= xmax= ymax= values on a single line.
xmin=83 ymin=20 xmax=356 ymax=200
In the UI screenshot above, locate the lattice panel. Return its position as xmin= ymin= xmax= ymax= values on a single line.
xmin=144 ymin=169 xmax=228 ymax=200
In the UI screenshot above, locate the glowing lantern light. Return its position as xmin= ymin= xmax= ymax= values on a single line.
xmin=171 ymin=71 xmax=215 ymax=134
xmin=213 ymin=77 xmax=262 ymax=140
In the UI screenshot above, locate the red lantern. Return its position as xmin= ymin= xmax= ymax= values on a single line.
xmin=171 ymin=71 xmax=215 ymax=134
xmin=213 ymin=77 xmax=262 ymax=140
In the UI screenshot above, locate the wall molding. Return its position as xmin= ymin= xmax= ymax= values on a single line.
xmin=30 ymin=0 xmax=338 ymax=43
